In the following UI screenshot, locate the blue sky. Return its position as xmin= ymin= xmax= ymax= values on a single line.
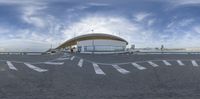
xmin=0 ymin=0 xmax=200 ymax=52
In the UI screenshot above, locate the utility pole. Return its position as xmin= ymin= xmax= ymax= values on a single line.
xmin=161 ymin=45 xmax=164 ymax=54
xmin=118 ymin=30 xmax=121 ymax=36
xmin=50 ymin=44 xmax=52 ymax=49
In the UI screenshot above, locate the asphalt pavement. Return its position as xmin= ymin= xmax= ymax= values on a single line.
xmin=1 ymin=52 xmax=200 ymax=99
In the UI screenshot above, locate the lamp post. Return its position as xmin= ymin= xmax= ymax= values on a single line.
xmin=91 ymin=29 xmax=94 ymax=54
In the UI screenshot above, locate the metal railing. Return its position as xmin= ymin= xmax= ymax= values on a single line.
xmin=129 ymin=51 xmax=200 ymax=55
xmin=0 ymin=52 xmax=45 ymax=55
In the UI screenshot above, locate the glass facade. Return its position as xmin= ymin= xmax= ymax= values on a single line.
xmin=84 ymin=46 xmax=94 ymax=51
xmin=83 ymin=45 xmax=125 ymax=52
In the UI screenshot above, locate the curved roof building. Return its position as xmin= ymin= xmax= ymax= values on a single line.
xmin=56 ymin=33 xmax=128 ymax=54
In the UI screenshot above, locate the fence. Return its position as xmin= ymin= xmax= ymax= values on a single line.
xmin=0 ymin=52 xmax=45 ymax=55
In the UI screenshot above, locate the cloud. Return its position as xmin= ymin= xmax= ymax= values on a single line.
xmin=179 ymin=19 xmax=194 ymax=26
xmin=21 ymin=5 xmax=47 ymax=28
xmin=54 ymin=14 xmax=200 ymax=48
xmin=173 ymin=0 xmax=200 ymax=5
xmin=166 ymin=18 xmax=194 ymax=29
xmin=133 ymin=12 xmax=151 ymax=22
xmin=0 ymin=2 xmax=66 ymax=52
xmin=0 ymin=0 xmax=35 ymax=4
xmin=162 ymin=19 xmax=200 ymax=48
xmin=0 ymin=26 xmax=63 ymax=52
xmin=147 ymin=19 xmax=155 ymax=26
xmin=0 ymin=0 xmax=45 ymax=6
xmin=62 ymin=14 xmax=157 ymax=48
xmin=88 ymin=2 xmax=110 ymax=6
xmin=0 ymin=39 xmax=51 ymax=52
xmin=0 ymin=27 xmax=10 ymax=34
xmin=193 ymin=26 xmax=200 ymax=34
xmin=0 ymin=0 xmax=200 ymax=51
xmin=166 ymin=32 xmax=200 ymax=48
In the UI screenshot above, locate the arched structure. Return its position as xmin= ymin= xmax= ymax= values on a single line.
xmin=56 ymin=33 xmax=128 ymax=53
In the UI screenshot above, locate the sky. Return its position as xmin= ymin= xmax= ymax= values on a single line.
xmin=0 ymin=0 xmax=200 ymax=52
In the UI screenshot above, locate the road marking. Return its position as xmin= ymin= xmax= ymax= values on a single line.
xmin=162 ymin=60 xmax=171 ymax=66
xmin=56 ymin=58 xmax=69 ymax=61
xmin=70 ymin=56 xmax=75 ymax=60
xmin=191 ymin=60 xmax=198 ymax=67
xmin=131 ymin=63 xmax=146 ymax=70
xmin=78 ymin=59 xmax=83 ymax=67
xmin=24 ymin=63 xmax=48 ymax=72
xmin=44 ymin=62 xmax=64 ymax=65
xmin=62 ymin=55 xmax=70 ymax=58
xmin=63 ymin=53 xmax=70 ymax=56
xmin=177 ymin=60 xmax=184 ymax=66
xmin=6 ymin=61 xmax=18 ymax=70
xmin=112 ymin=65 xmax=130 ymax=74
xmin=92 ymin=63 xmax=105 ymax=75
xmin=148 ymin=61 xmax=159 ymax=67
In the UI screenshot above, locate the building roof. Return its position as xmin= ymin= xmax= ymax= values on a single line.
xmin=56 ymin=33 xmax=128 ymax=49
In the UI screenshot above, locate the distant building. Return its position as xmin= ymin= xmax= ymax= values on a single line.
xmin=56 ymin=33 xmax=128 ymax=54
xmin=185 ymin=48 xmax=200 ymax=52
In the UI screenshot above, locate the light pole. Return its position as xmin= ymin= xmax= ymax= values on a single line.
xmin=91 ymin=29 xmax=95 ymax=54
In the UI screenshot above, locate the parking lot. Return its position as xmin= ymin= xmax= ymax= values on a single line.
xmin=1 ymin=52 xmax=200 ymax=99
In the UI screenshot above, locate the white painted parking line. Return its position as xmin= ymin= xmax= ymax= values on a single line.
xmin=162 ymin=60 xmax=171 ymax=66
xmin=63 ymin=53 xmax=70 ymax=56
xmin=191 ymin=60 xmax=198 ymax=67
xmin=70 ymin=56 xmax=75 ymax=61
xmin=24 ymin=63 xmax=48 ymax=72
xmin=112 ymin=65 xmax=130 ymax=74
xmin=56 ymin=58 xmax=69 ymax=61
xmin=6 ymin=61 xmax=18 ymax=70
xmin=148 ymin=61 xmax=159 ymax=67
xmin=131 ymin=63 xmax=146 ymax=70
xmin=177 ymin=60 xmax=184 ymax=66
xmin=92 ymin=63 xmax=105 ymax=75
xmin=78 ymin=59 xmax=83 ymax=67
xmin=44 ymin=62 xmax=64 ymax=65
xmin=62 ymin=55 xmax=70 ymax=58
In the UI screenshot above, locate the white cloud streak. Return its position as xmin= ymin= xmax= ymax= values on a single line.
xmin=173 ymin=0 xmax=200 ymax=5
xmin=1 ymin=0 xmax=200 ymax=51
xmin=21 ymin=5 xmax=47 ymax=28
xmin=134 ymin=12 xmax=151 ymax=22
xmin=62 ymin=15 xmax=155 ymax=48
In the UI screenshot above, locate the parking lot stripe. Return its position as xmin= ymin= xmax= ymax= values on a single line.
xmin=44 ymin=62 xmax=64 ymax=65
xmin=70 ymin=56 xmax=75 ymax=61
xmin=177 ymin=60 xmax=184 ymax=66
xmin=56 ymin=58 xmax=69 ymax=61
xmin=63 ymin=53 xmax=70 ymax=56
xmin=112 ymin=65 xmax=130 ymax=74
xmin=131 ymin=63 xmax=146 ymax=70
xmin=148 ymin=61 xmax=159 ymax=67
xmin=162 ymin=60 xmax=171 ymax=66
xmin=78 ymin=59 xmax=83 ymax=67
xmin=92 ymin=63 xmax=105 ymax=75
xmin=24 ymin=63 xmax=48 ymax=72
xmin=6 ymin=61 xmax=18 ymax=70
xmin=191 ymin=60 xmax=198 ymax=67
